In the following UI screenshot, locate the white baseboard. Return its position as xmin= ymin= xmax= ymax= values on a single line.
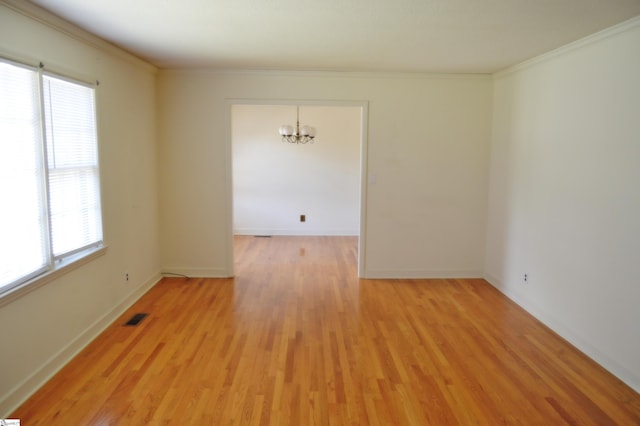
xmin=234 ymin=228 xmax=359 ymax=236
xmin=483 ymin=272 xmax=640 ymax=394
xmin=160 ymin=267 xmax=231 ymax=278
xmin=0 ymin=272 xmax=162 ymax=417
xmin=362 ymin=269 xmax=483 ymax=279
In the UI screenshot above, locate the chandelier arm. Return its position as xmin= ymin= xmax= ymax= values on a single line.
xmin=280 ymin=105 xmax=315 ymax=144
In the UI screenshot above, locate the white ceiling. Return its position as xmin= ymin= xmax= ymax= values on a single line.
xmin=28 ymin=0 xmax=640 ymax=73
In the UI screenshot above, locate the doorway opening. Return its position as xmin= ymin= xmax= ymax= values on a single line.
xmin=226 ymin=101 xmax=368 ymax=277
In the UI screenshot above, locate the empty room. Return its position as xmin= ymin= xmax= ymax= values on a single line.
xmin=1 ymin=0 xmax=639 ymax=424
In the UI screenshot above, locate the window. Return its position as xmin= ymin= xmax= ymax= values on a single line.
xmin=0 ymin=58 xmax=103 ymax=297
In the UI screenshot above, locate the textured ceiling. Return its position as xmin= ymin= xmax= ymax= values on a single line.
xmin=26 ymin=0 xmax=640 ymax=73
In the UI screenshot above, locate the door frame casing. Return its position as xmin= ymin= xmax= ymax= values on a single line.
xmin=224 ymin=99 xmax=369 ymax=277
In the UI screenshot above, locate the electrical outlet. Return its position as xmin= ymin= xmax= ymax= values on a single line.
xmin=300 ymin=214 xmax=306 ymax=222
xmin=125 ymin=272 xmax=129 ymax=283
xmin=523 ymin=273 xmax=528 ymax=283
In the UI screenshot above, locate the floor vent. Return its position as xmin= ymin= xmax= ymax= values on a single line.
xmin=254 ymin=235 xmax=272 ymax=238
xmin=124 ymin=313 xmax=148 ymax=326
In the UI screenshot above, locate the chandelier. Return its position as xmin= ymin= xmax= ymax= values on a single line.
xmin=278 ymin=106 xmax=316 ymax=144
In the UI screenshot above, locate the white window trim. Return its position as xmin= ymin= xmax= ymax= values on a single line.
xmin=0 ymin=245 xmax=108 ymax=307
xmin=0 ymin=56 xmax=106 ymax=305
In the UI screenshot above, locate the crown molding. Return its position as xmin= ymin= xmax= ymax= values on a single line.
xmin=159 ymin=67 xmax=491 ymax=81
xmin=494 ymin=14 xmax=640 ymax=78
xmin=1 ymin=0 xmax=157 ymax=74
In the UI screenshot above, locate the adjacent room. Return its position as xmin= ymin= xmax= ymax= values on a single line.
xmin=231 ymin=102 xmax=364 ymax=269
xmin=232 ymin=104 xmax=362 ymax=237
xmin=1 ymin=0 xmax=639 ymax=423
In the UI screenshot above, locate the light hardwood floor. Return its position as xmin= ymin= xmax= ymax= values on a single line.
xmin=12 ymin=236 xmax=640 ymax=424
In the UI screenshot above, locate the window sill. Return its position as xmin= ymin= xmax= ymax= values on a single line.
xmin=0 ymin=245 xmax=108 ymax=308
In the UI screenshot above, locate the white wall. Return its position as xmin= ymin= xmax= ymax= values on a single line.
xmin=158 ymin=71 xmax=493 ymax=278
xmin=232 ymin=104 xmax=361 ymax=236
xmin=0 ymin=2 xmax=161 ymax=415
xmin=485 ymin=18 xmax=640 ymax=391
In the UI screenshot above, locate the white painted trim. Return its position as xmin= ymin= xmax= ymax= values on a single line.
xmin=363 ymin=269 xmax=484 ymax=279
xmin=223 ymin=99 xmax=235 ymax=277
xmin=234 ymin=229 xmax=359 ymax=236
xmin=357 ymin=102 xmax=369 ymax=278
xmin=226 ymin=99 xmax=370 ymax=278
xmin=228 ymin=98 xmax=370 ymax=108
xmin=159 ymin=67 xmax=491 ymax=80
xmin=160 ymin=268 xmax=231 ymax=278
xmin=483 ymin=273 xmax=640 ymax=394
xmin=494 ymin=14 xmax=640 ymax=78
xmin=0 ymin=271 xmax=162 ymax=417
xmin=0 ymin=246 xmax=108 ymax=307
xmin=0 ymin=0 xmax=157 ymax=74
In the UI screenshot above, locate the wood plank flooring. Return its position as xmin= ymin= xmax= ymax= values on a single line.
xmin=12 ymin=236 xmax=640 ymax=424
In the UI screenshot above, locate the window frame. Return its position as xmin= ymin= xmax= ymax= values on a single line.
xmin=0 ymin=56 xmax=107 ymax=305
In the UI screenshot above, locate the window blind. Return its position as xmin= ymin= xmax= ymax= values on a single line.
xmin=43 ymin=75 xmax=103 ymax=259
xmin=0 ymin=59 xmax=103 ymax=295
xmin=0 ymin=61 xmax=49 ymax=289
